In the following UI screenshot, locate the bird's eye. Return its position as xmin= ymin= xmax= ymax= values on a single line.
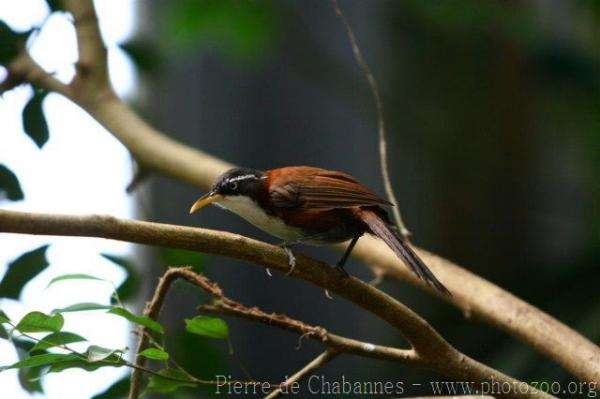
xmin=229 ymin=181 xmax=238 ymax=190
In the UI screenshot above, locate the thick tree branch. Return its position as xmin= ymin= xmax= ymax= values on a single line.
xmin=351 ymin=238 xmax=600 ymax=385
xmin=2 ymin=0 xmax=597 ymax=388
xmin=0 ymin=209 xmax=550 ymax=398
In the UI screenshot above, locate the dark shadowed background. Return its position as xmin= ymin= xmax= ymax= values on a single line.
xmin=134 ymin=0 xmax=599 ymax=396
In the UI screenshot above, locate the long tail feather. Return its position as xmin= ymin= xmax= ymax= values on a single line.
xmin=359 ymin=209 xmax=450 ymax=295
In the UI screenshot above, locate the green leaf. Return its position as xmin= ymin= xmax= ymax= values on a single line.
xmin=185 ymin=316 xmax=228 ymax=339
xmin=107 ymin=308 xmax=164 ymax=334
xmin=145 ymin=369 xmax=195 ymax=394
xmin=18 ymin=362 xmax=44 ymax=393
xmin=0 ymin=310 xmax=9 ymax=339
xmin=52 ymin=302 xmax=112 ymax=313
xmin=46 ymin=0 xmax=65 ymax=12
xmin=47 ymin=273 xmax=106 ymax=288
xmin=86 ymin=345 xmax=123 ymax=363
xmin=120 ymin=39 xmax=161 ymax=76
xmin=91 ymin=376 xmax=130 ymax=399
xmin=0 ymin=164 xmax=24 ymax=201
xmin=30 ymin=332 xmax=86 ymax=352
xmin=48 ymin=355 xmax=122 ymax=373
xmin=1 ymin=353 xmax=79 ymax=371
xmin=22 ymin=90 xmax=49 ymax=148
xmin=0 ymin=21 xmax=28 ymax=63
xmin=11 ymin=339 xmax=46 ymax=393
xmin=100 ymin=253 xmax=140 ymax=304
xmin=15 ymin=311 xmax=63 ymax=333
xmin=139 ymin=348 xmax=169 ymax=361
xmin=0 ymin=245 xmax=50 ymax=299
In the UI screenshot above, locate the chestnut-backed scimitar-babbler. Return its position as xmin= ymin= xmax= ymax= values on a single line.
xmin=190 ymin=166 xmax=450 ymax=294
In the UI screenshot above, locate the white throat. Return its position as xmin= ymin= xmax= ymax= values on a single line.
xmin=217 ymin=195 xmax=304 ymax=241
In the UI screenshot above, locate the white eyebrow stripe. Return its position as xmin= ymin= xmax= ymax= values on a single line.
xmin=228 ymin=174 xmax=260 ymax=183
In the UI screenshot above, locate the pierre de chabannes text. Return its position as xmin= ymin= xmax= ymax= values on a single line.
xmin=214 ymin=375 xmax=598 ymax=397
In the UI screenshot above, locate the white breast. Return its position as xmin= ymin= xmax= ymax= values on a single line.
xmin=217 ymin=195 xmax=305 ymax=241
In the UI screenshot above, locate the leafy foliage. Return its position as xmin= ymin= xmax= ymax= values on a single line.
xmin=139 ymin=348 xmax=169 ymax=361
xmin=1 ymin=353 xmax=80 ymax=371
xmin=47 ymin=273 xmax=106 ymax=287
xmin=0 ymin=164 xmax=24 ymax=201
xmin=53 ymin=302 xmax=113 ymax=313
xmin=0 ymin=245 xmax=50 ymax=299
xmin=108 ymin=307 xmax=164 ymax=334
xmin=86 ymin=345 xmax=124 ymax=362
xmin=120 ymin=39 xmax=162 ymax=76
xmin=15 ymin=311 xmax=64 ymax=333
xmin=45 ymin=0 xmax=65 ymax=13
xmin=145 ymin=368 xmax=195 ymax=394
xmin=30 ymin=332 xmax=87 ymax=352
xmin=0 ymin=21 xmax=28 ymax=64
xmin=185 ymin=316 xmax=229 ymax=339
xmin=22 ymin=90 xmax=50 ymax=148
xmin=101 ymin=253 xmax=141 ymax=304
xmin=91 ymin=376 xmax=130 ymax=399
xmin=47 ymin=353 xmax=123 ymax=373
xmin=12 ymin=338 xmax=45 ymax=393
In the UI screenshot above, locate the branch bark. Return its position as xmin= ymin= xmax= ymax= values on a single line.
xmin=1 ymin=0 xmax=598 ymax=388
xmin=0 ymin=209 xmax=551 ymax=398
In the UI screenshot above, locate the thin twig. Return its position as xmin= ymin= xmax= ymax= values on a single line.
xmin=332 ymin=0 xmax=410 ymax=238
xmin=199 ymin=300 xmax=416 ymax=363
xmin=263 ymin=350 xmax=338 ymax=399
xmin=4 ymin=53 xmax=73 ymax=97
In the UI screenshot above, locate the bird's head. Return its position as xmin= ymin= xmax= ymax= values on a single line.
xmin=189 ymin=167 xmax=265 ymax=214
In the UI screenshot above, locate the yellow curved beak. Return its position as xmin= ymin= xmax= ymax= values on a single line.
xmin=189 ymin=193 xmax=224 ymax=214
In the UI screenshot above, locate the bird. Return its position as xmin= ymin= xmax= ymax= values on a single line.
xmin=189 ymin=166 xmax=449 ymax=294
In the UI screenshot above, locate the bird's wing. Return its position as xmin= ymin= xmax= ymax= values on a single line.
xmin=268 ymin=167 xmax=392 ymax=209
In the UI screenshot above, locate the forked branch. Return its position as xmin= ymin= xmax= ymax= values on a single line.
xmin=0 ymin=209 xmax=550 ymax=398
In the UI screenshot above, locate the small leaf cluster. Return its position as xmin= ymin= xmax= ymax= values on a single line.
xmin=0 ymin=244 xmax=229 ymax=396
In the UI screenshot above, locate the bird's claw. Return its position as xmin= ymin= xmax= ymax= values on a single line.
xmin=281 ymin=245 xmax=296 ymax=275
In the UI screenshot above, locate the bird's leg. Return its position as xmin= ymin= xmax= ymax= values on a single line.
xmin=335 ymin=234 xmax=362 ymax=276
